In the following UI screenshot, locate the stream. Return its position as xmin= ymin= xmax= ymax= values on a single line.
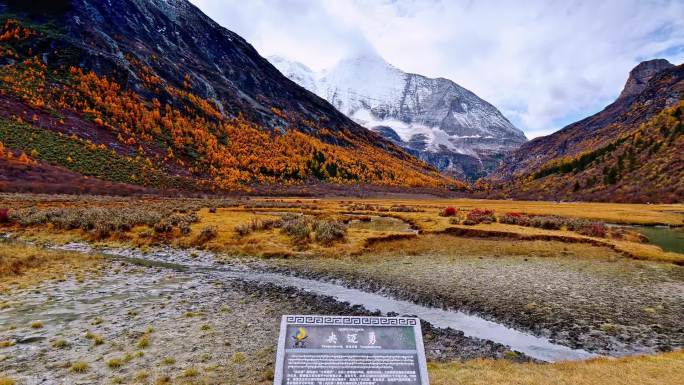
xmin=41 ymin=242 xmax=596 ymax=362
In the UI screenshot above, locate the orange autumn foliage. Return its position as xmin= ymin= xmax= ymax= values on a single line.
xmin=0 ymin=19 xmax=461 ymax=191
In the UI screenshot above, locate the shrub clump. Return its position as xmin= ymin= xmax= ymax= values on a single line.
xmin=528 ymin=215 xmax=564 ymax=230
xmin=281 ymin=216 xmax=313 ymax=244
xmin=0 ymin=208 xmax=8 ymax=223
xmin=499 ymin=212 xmax=608 ymax=237
xmin=440 ymin=207 xmax=458 ymax=217
xmin=8 ymin=205 xmax=200 ymax=239
xmin=313 ymin=220 xmax=347 ymax=245
xmin=499 ymin=212 xmax=529 ymax=226
xmin=234 ymin=218 xmax=283 ymax=237
xmin=280 ymin=215 xmax=347 ymax=246
xmin=463 ymin=209 xmax=495 ymax=225
xmin=575 ymin=222 xmax=608 ymax=237
xmin=347 ymin=203 xmax=378 ymax=211
xmin=389 ymin=205 xmax=423 ymax=213
xmin=193 ymin=225 xmax=218 ymax=245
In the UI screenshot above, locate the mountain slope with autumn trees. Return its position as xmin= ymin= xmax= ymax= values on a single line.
xmin=484 ymin=59 xmax=684 ymax=203
xmin=0 ymin=0 xmax=459 ymax=194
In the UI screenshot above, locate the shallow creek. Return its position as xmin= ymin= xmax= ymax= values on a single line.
xmin=27 ymin=242 xmax=597 ymax=362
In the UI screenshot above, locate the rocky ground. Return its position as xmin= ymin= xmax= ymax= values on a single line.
xmin=264 ymin=244 xmax=684 ymax=356
xmin=0 ymin=244 xmax=525 ymax=385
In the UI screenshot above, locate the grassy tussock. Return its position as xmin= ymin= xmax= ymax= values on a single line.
xmin=280 ymin=215 xmax=347 ymax=245
xmin=234 ymin=218 xmax=283 ymax=237
xmin=428 ymin=350 xmax=684 ymax=385
xmin=192 ymin=225 xmax=218 ymax=245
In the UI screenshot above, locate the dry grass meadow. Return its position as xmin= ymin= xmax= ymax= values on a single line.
xmin=429 ymin=350 xmax=684 ymax=385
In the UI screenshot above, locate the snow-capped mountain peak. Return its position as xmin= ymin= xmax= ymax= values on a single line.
xmin=269 ymin=54 xmax=527 ymax=179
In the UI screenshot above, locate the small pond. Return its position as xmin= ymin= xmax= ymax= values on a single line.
xmin=630 ymin=225 xmax=684 ymax=254
xmin=610 ymin=224 xmax=684 ymax=254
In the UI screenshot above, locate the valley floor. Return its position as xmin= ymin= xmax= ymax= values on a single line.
xmin=0 ymin=194 xmax=682 ymax=384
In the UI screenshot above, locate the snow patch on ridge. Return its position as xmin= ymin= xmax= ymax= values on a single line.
xmin=268 ymin=53 xmax=527 ymax=178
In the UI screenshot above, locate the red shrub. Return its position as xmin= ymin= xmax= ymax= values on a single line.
xmin=464 ymin=208 xmax=496 ymax=225
xmin=577 ymin=222 xmax=607 ymax=238
xmin=0 ymin=208 xmax=8 ymax=223
xmin=442 ymin=207 xmax=458 ymax=217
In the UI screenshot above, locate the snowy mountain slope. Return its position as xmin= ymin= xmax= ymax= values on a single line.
xmin=269 ymin=54 xmax=527 ymax=179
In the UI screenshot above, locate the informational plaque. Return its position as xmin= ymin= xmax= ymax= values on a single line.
xmin=274 ymin=315 xmax=429 ymax=385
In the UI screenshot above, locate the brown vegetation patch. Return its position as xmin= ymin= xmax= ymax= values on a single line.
xmin=0 ymin=243 xmax=101 ymax=291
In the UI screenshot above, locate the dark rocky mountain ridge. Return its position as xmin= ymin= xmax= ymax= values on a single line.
xmin=487 ymin=59 xmax=684 ymax=202
xmin=492 ymin=59 xmax=683 ymax=179
xmin=0 ymin=0 xmax=455 ymax=193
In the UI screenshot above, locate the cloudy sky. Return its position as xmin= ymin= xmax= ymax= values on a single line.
xmin=190 ymin=0 xmax=684 ymax=138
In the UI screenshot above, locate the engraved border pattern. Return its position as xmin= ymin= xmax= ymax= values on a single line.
xmin=285 ymin=315 xmax=416 ymax=326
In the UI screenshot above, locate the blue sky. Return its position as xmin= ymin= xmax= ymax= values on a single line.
xmin=190 ymin=0 xmax=684 ymax=138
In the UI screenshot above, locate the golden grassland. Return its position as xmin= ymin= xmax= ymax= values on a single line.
xmin=327 ymin=197 xmax=684 ymax=226
xmin=186 ymin=197 xmax=684 ymax=264
xmin=0 ymin=242 xmax=101 ymax=292
xmin=183 ymin=207 xmax=413 ymax=258
xmin=428 ymin=350 xmax=684 ymax=385
xmin=3 ymin=195 xmax=683 ymax=264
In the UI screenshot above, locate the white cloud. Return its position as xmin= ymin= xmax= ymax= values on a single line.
xmin=190 ymin=0 xmax=684 ymax=138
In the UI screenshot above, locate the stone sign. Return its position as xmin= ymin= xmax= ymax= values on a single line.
xmin=274 ymin=315 xmax=429 ymax=385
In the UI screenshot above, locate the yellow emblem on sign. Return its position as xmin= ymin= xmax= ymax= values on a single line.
xmin=294 ymin=327 xmax=307 ymax=341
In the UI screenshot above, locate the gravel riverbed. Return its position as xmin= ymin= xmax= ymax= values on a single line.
xmin=264 ymin=248 xmax=684 ymax=356
xmin=0 ymin=244 xmax=528 ymax=384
